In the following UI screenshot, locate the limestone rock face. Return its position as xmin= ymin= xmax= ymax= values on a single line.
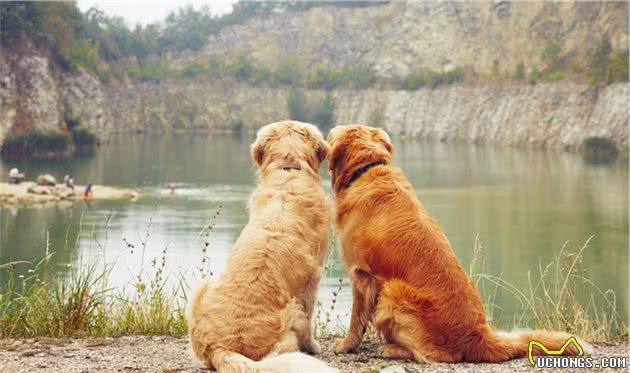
xmin=103 ymin=79 xmax=293 ymax=134
xmin=0 ymin=1 xmax=628 ymax=153
xmin=332 ymin=82 xmax=629 ymax=150
xmin=0 ymin=56 xmax=17 ymax=146
xmin=62 ymin=67 xmax=111 ymax=139
xmin=13 ymin=55 xmax=61 ymax=134
xmin=179 ymin=1 xmax=628 ymax=78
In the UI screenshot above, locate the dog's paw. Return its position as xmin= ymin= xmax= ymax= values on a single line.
xmin=377 ymin=344 xmax=415 ymax=360
xmin=303 ymin=339 xmax=321 ymax=355
xmin=335 ymin=337 xmax=357 ymax=354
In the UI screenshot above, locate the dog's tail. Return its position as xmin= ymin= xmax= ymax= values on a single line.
xmin=210 ymin=349 xmax=339 ymax=373
xmin=467 ymin=328 xmax=592 ymax=363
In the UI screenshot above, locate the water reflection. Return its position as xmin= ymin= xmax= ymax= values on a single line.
xmin=1 ymin=134 xmax=627 ymax=328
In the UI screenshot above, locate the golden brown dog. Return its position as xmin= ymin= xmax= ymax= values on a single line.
xmin=327 ymin=125 xmax=590 ymax=363
xmin=187 ymin=120 xmax=337 ymax=372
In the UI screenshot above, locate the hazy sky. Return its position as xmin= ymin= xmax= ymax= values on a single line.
xmin=77 ymin=1 xmax=237 ymax=26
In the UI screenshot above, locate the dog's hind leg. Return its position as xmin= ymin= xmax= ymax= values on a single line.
xmin=335 ymin=266 xmax=377 ymax=353
xmin=377 ymin=344 xmax=415 ymax=360
xmin=296 ymin=271 xmax=322 ymax=354
xmin=374 ymin=280 xmax=462 ymax=363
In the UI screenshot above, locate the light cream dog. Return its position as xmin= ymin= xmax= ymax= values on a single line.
xmin=187 ymin=120 xmax=337 ymax=372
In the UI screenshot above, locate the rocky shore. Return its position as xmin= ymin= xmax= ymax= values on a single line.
xmin=0 ymin=337 xmax=627 ymax=373
xmin=0 ymin=182 xmax=138 ymax=207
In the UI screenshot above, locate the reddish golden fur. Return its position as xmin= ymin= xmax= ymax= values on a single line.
xmin=187 ymin=121 xmax=336 ymax=372
xmin=328 ymin=125 xmax=589 ymax=363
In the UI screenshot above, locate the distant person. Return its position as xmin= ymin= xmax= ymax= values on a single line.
xmin=167 ymin=183 xmax=176 ymax=195
xmin=8 ymin=168 xmax=25 ymax=184
xmin=84 ymin=183 xmax=93 ymax=199
xmin=64 ymin=174 xmax=75 ymax=190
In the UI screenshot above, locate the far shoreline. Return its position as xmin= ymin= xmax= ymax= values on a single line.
xmin=0 ymin=182 xmax=139 ymax=208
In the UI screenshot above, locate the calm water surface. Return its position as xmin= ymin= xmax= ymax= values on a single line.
xmin=1 ymin=133 xmax=627 ymax=328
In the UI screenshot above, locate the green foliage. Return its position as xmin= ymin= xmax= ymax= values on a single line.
xmin=307 ymin=65 xmax=377 ymax=90
xmin=64 ymin=114 xmax=81 ymax=130
xmin=528 ymin=67 xmax=542 ymax=84
xmin=287 ymin=86 xmax=310 ymax=122
xmin=228 ymin=55 xmax=273 ymax=84
xmin=311 ymin=93 xmax=336 ymax=131
xmin=402 ymin=68 xmax=466 ymax=90
xmin=588 ymin=35 xmax=615 ymax=85
xmin=368 ymin=107 xmax=385 ymax=128
xmin=287 ymin=88 xmax=336 ymax=131
xmin=582 ymin=137 xmax=618 ymax=163
xmin=307 ymin=66 xmax=343 ymax=90
xmin=0 ymin=2 xmax=100 ymax=72
xmin=403 ymin=73 xmax=426 ymax=90
xmin=491 ymin=59 xmax=500 ymax=78
xmin=274 ymin=55 xmax=303 ymax=85
xmin=68 ymin=38 xmax=100 ymax=71
xmin=343 ymin=65 xmax=377 ymax=88
xmin=0 ymin=131 xmax=70 ymax=159
xmin=71 ymin=128 xmax=98 ymax=155
xmin=124 ymin=61 xmax=141 ymax=80
xmin=138 ymin=58 xmax=169 ymax=82
xmin=606 ymin=51 xmax=629 ymax=84
xmin=541 ymin=42 xmax=561 ymax=64
xmin=513 ymin=62 xmax=525 ymax=80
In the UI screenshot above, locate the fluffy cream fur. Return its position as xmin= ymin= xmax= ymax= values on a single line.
xmin=187 ymin=120 xmax=337 ymax=372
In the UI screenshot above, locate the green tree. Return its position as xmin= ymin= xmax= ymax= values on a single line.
xmin=275 ymin=55 xmax=302 ymax=85
xmin=513 ymin=62 xmax=525 ymax=80
xmin=311 ymin=93 xmax=336 ymax=131
xmin=287 ymin=86 xmax=309 ymax=122
xmin=606 ymin=51 xmax=629 ymax=83
xmin=588 ymin=35 xmax=612 ymax=84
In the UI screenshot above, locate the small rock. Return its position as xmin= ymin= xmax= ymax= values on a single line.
xmin=380 ymin=366 xmax=407 ymax=373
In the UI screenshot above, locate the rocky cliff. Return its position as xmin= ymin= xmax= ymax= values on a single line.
xmin=177 ymin=1 xmax=628 ymax=78
xmin=1 ymin=1 xmax=628 ymax=154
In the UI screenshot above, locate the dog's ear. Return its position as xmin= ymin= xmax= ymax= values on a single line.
xmin=372 ymin=128 xmax=394 ymax=155
xmin=316 ymin=140 xmax=330 ymax=164
xmin=250 ymin=136 xmax=266 ymax=166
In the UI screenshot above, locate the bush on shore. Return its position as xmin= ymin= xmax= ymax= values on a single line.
xmin=581 ymin=136 xmax=618 ymax=163
xmin=71 ymin=127 xmax=98 ymax=155
xmin=0 ymin=131 xmax=70 ymax=159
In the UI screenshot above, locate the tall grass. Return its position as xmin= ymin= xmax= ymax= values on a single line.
xmin=470 ymin=235 xmax=625 ymax=342
xmin=1 ymin=214 xmax=626 ymax=342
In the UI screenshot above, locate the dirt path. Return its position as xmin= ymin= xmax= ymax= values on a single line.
xmin=0 ymin=337 xmax=627 ymax=372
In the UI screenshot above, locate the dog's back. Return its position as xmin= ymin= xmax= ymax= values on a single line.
xmin=188 ymin=121 xmax=335 ymax=371
xmin=329 ymin=124 xmax=587 ymax=364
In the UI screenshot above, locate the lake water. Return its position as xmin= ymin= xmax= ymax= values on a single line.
xmin=1 ymin=133 xmax=627 ymax=329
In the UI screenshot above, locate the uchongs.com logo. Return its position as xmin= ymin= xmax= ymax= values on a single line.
xmin=528 ymin=337 xmax=585 ymax=368
xmin=528 ymin=336 xmax=627 ymax=369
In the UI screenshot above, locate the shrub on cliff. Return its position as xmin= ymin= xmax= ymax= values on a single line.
xmin=228 ymin=55 xmax=273 ymax=85
xmin=402 ymin=68 xmax=465 ymax=90
xmin=274 ymin=55 xmax=303 ymax=85
xmin=606 ymin=51 xmax=629 ymax=84
xmin=368 ymin=107 xmax=385 ymax=128
xmin=287 ymin=86 xmax=310 ymax=122
xmin=306 ymin=65 xmax=377 ymax=90
xmin=582 ymin=137 xmax=618 ymax=163
xmin=0 ymin=131 xmax=70 ymax=159
xmin=513 ymin=62 xmax=525 ymax=80
xmin=71 ymin=128 xmax=98 ymax=155
xmin=287 ymin=88 xmax=336 ymax=131
xmin=311 ymin=93 xmax=336 ymax=131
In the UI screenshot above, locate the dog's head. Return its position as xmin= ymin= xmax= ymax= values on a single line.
xmin=327 ymin=125 xmax=394 ymax=193
xmin=251 ymin=120 xmax=330 ymax=176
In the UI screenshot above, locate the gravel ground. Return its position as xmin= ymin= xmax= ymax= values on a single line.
xmin=0 ymin=336 xmax=627 ymax=372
